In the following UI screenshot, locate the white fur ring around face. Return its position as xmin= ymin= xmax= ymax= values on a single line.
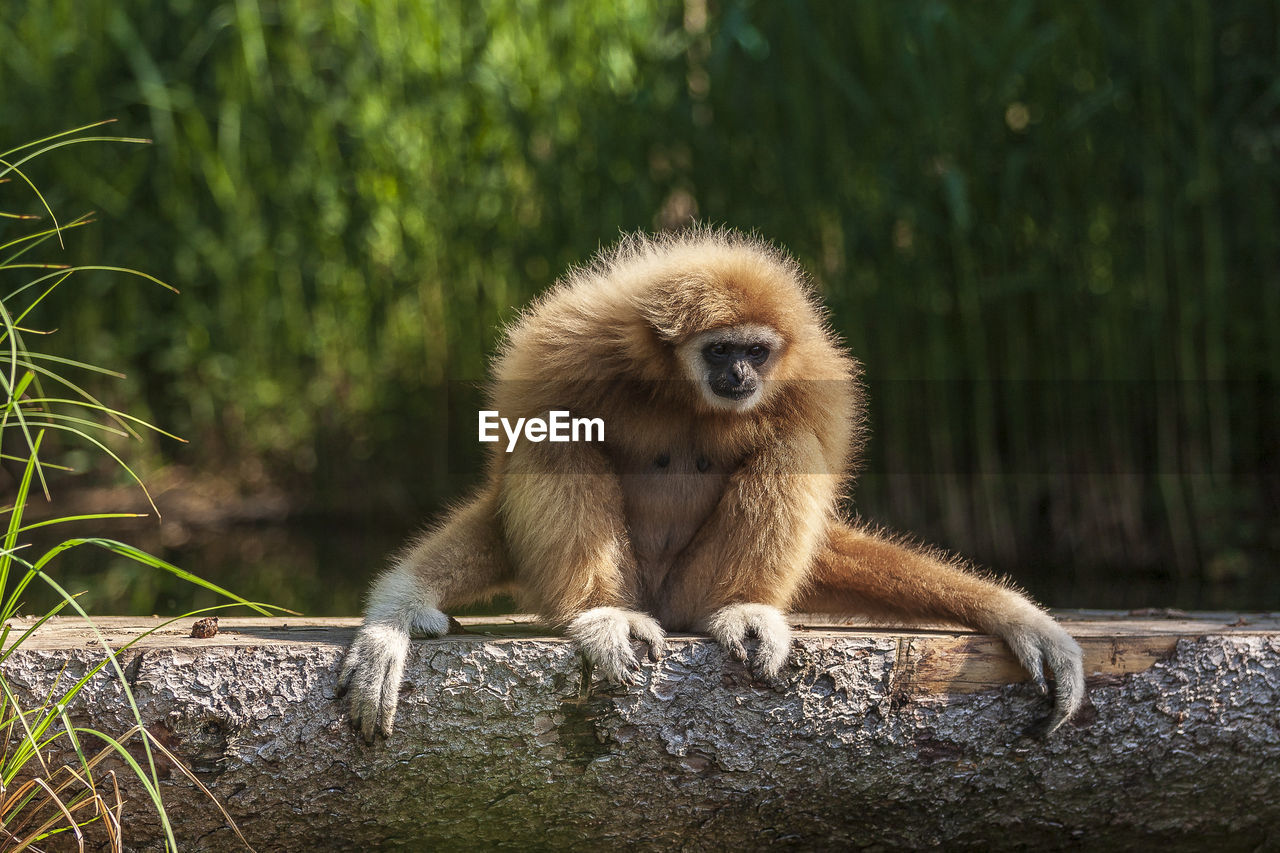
xmin=703 ymin=603 xmax=792 ymax=678
xmin=567 ymin=606 xmax=665 ymax=686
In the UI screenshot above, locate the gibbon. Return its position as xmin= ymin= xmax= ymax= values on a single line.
xmin=339 ymin=228 xmax=1085 ymax=740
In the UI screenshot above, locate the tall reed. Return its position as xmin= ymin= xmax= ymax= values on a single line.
xmin=0 ymin=123 xmax=278 ymax=851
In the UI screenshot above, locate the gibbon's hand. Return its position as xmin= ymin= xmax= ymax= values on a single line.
xmin=997 ymin=602 xmax=1086 ymax=731
xmin=567 ymin=607 xmax=665 ymax=686
xmin=338 ymin=608 xmax=450 ymax=742
xmin=703 ymin=603 xmax=792 ymax=678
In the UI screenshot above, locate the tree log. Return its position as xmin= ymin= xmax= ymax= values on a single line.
xmin=3 ymin=612 xmax=1279 ymax=851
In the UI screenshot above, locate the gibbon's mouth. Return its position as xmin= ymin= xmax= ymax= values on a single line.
xmin=712 ymin=383 xmax=758 ymax=401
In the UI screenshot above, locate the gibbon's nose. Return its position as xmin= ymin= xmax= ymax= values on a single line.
xmin=731 ymin=360 xmax=749 ymax=383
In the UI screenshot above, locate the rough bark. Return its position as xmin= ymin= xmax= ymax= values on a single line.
xmin=3 ymin=613 xmax=1279 ymax=852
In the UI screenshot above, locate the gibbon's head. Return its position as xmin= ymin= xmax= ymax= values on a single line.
xmin=616 ymin=229 xmax=832 ymax=415
xmin=492 ymin=228 xmax=855 ymax=427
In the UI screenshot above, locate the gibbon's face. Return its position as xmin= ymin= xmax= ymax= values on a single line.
xmin=676 ymin=324 xmax=785 ymax=413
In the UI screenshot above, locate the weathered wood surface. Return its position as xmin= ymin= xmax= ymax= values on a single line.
xmin=3 ymin=612 xmax=1279 ymax=852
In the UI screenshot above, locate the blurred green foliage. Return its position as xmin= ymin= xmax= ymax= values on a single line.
xmin=1 ymin=0 xmax=1277 ymax=609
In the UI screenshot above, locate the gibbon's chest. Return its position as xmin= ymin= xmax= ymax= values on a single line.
xmin=612 ymin=441 xmax=733 ymax=569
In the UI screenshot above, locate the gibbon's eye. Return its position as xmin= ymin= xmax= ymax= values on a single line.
xmin=747 ymin=344 xmax=770 ymax=362
xmin=705 ymin=342 xmax=731 ymax=360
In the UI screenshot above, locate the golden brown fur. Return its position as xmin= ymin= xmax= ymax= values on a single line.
xmin=339 ymin=228 xmax=1084 ymax=740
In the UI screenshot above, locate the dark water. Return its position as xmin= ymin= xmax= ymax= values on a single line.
xmin=19 ymin=516 xmax=406 ymax=618
xmin=15 ymin=515 xmax=1277 ymax=619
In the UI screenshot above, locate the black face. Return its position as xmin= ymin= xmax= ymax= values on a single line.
xmin=702 ymin=340 xmax=771 ymax=401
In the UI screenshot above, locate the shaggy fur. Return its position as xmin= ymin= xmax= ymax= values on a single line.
xmin=339 ymin=228 xmax=1084 ymax=741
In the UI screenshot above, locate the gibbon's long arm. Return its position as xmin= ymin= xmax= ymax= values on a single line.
xmin=796 ymin=521 xmax=1086 ymax=731
xmin=338 ymin=487 xmax=510 ymax=741
xmin=657 ymin=428 xmax=841 ymax=676
xmin=500 ymin=437 xmax=666 ymax=684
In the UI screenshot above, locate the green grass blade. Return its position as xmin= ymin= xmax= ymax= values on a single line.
xmin=30 ymin=538 xmax=278 ymax=616
xmin=0 ymin=119 xmax=123 ymax=159
xmin=2 ymin=263 xmax=178 ymax=303
xmin=0 ymin=423 xmax=158 ymax=515
xmin=7 ymin=271 xmax=75 ymax=332
xmin=21 ymin=397 xmax=186 ymax=442
xmin=0 ymin=306 xmax=50 ymax=498
xmin=0 ymin=454 xmax=70 ymax=470
xmin=0 ymin=137 xmax=151 ymax=184
xmin=2 ymin=370 xmax=36 ymax=419
xmin=16 ymin=513 xmax=149 ymax=534
xmin=0 ymin=212 xmax=94 ymax=265
xmin=0 ymin=158 xmax=61 ymax=245
xmin=0 ymin=597 xmax=75 ymax=663
xmin=18 ymin=352 xmax=127 ymax=379
xmin=17 ymin=413 xmax=131 ymax=439
xmin=0 ymin=434 xmax=42 ymax=601
xmin=9 ymin=356 xmax=142 ymax=439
